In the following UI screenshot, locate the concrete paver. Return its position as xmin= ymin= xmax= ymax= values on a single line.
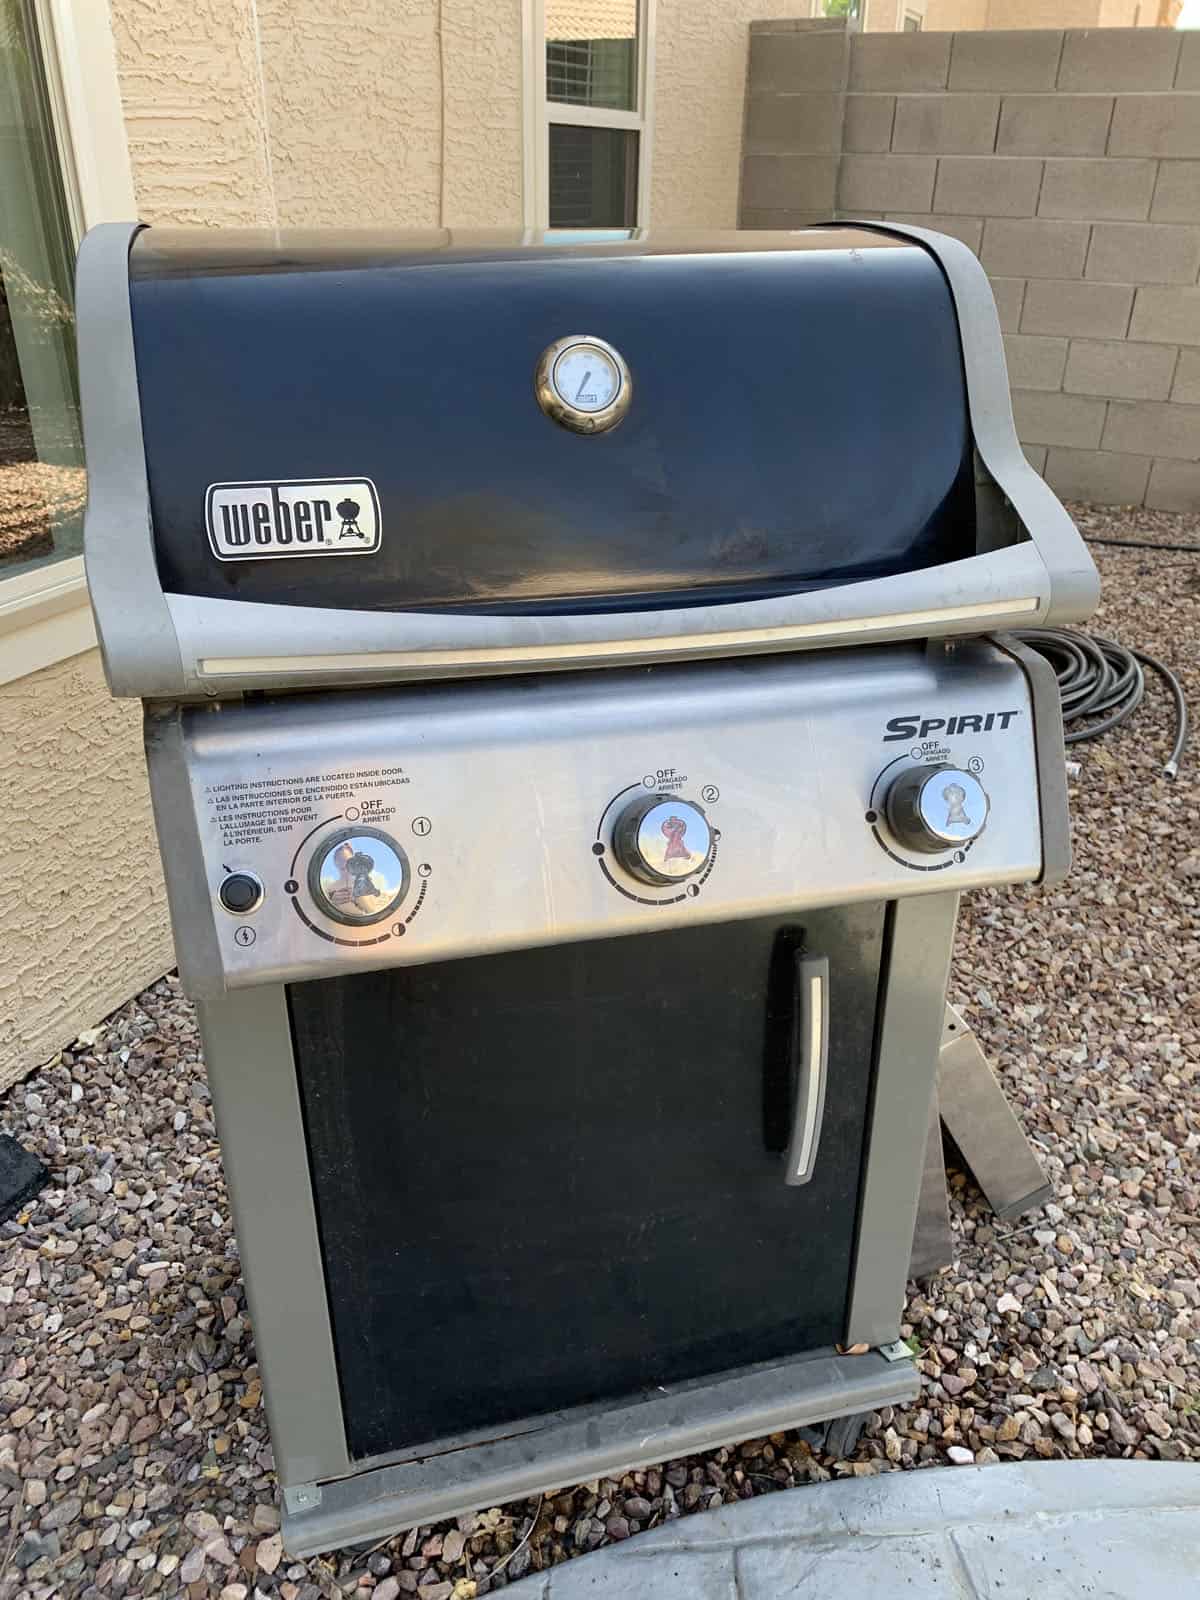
xmin=739 ymin=1535 xmax=966 ymax=1596
xmin=508 ymin=1462 xmax=1200 ymax=1598
xmin=953 ymin=1504 xmax=1200 ymax=1598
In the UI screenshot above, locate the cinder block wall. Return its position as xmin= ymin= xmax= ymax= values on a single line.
xmin=740 ymin=21 xmax=1200 ymax=510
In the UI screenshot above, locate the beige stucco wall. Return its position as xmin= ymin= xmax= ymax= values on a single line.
xmin=924 ymin=1 xmax=1161 ymax=23
xmin=254 ymin=0 xmax=523 ymax=228
xmin=441 ymin=0 xmax=526 ymax=225
xmin=990 ymin=0 xmax=1106 ymax=20
xmin=652 ymin=0 xmax=819 ymax=226
xmin=110 ymin=0 xmax=523 ymax=228
xmin=924 ymin=0 xmax=988 ymax=26
xmin=256 ymin=0 xmax=443 ymax=228
xmin=109 ymin=0 xmax=273 ymax=225
xmin=0 ymin=649 xmax=171 ymax=1091
xmin=110 ymin=0 xmax=790 ymax=234
xmin=864 ymin=0 xmax=929 ymax=30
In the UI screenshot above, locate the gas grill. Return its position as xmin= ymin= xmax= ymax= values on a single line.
xmin=79 ymin=223 xmax=1097 ymax=1554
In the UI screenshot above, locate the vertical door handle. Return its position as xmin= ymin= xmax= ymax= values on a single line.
xmin=784 ymin=955 xmax=829 ymax=1187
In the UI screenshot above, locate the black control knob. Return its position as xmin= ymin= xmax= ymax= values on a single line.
xmin=309 ymin=826 xmax=411 ymax=926
xmin=218 ymin=872 xmax=264 ymax=915
xmin=885 ymin=764 xmax=990 ymax=853
xmin=613 ymin=794 xmax=713 ymax=886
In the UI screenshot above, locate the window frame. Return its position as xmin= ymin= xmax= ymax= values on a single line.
xmin=523 ymin=0 xmax=657 ymax=232
xmin=0 ymin=0 xmax=136 ymax=687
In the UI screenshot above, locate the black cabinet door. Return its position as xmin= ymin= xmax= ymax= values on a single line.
xmin=288 ymin=905 xmax=887 ymax=1462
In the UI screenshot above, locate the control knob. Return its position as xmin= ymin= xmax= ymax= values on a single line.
xmin=885 ymin=764 xmax=990 ymax=854
xmin=309 ymin=826 xmax=411 ymax=925
xmin=613 ymin=794 xmax=713 ymax=886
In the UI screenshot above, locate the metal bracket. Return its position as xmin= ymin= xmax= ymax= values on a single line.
xmin=283 ymin=1483 xmax=323 ymax=1514
xmin=878 ymin=1340 xmax=913 ymax=1364
xmin=939 ymin=1004 xmax=1051 ymax=1220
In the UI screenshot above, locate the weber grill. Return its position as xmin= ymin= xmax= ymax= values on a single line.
xmin=79 ymin=223 xmax=1097 ymax=1554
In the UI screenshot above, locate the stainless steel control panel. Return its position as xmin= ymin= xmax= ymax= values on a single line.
xmin=159 ymin=642 xmax=1045 ymax=993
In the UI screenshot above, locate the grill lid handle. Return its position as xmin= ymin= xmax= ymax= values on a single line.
xmin=784 ymin=955 xmax=830 ymax=1188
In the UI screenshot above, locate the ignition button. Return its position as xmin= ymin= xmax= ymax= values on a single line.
xmin=218 ymin=872 xmax=264 ymax=915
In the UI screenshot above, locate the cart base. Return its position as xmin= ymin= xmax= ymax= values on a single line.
xmin=281 ymin=1346 xmax=919 ymax=1557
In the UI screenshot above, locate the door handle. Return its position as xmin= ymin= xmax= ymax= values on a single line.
xmin=784 ymin=955 xmax=829 ymax=1187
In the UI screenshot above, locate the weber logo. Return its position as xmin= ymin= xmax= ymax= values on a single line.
xmin=205 ymin=478 xmax=381 ymax=561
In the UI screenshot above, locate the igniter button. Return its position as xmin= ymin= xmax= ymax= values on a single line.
xmin=218 ymin=872 xmax=264 ymax=915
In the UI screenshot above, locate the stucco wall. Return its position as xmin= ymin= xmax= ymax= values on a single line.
xmin=0 ymin=650 xmax=170 ymax=1091
xmin=925 ymin=0 xmax=989 ymax=26
xmin=863 ymin=0 xmax=929 ymax=30
xmin=925 ymin=0 xmax=1160 ymax=22
xmin=109 ymin=0 xmax=273 ymax=225
xmin=256 ymin=0 xmax=442 ymax=228
xmin=652 ymin=0 xmax=819 ymax=226
xmin=441 ymin=0 xmax=525 ymax=225
xmin=112 ymin=0 xmax=882 ymax=237
xmin=110 ymin=0 xmax=523 ymax=228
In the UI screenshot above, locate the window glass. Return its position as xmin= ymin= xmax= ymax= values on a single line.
xmin=0 ymin=0 xmax=84 ymax=580
xmin=549 ymin=125 xmax=638 ymax=229
xmin=546 ymin=0 xmax=638 ymax=111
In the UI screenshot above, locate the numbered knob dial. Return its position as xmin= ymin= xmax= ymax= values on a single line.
xmin=613 ymin=794 xmax=712 ymax=886
xmin=885 ymin=764 xmax=990 ymax=854
xmin=309 ymin=826 xmax=411 ymax=926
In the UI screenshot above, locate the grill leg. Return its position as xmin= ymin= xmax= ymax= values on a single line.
xmin=908 ymin=1004 xmax=1052 ymax=1280
xmin=908 ymin=1088 xmax=955 ymax=1280
xmin=937 ymin=1004 xmax=1052 ymax=1222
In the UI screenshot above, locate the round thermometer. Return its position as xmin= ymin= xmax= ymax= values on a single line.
xmin=535 ymin=334 xmax=632 ymax=434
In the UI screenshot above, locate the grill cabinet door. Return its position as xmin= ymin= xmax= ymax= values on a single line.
xmin=288 ymin=905 xmax=887 ymax=1462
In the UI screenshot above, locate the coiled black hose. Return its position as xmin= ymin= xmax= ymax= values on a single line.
xmin=1012 ymin=628 xmax=1189 ymax=781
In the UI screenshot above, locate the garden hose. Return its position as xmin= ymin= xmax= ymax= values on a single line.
xmin=1012 ymin=628 xmax=1189 ymax=781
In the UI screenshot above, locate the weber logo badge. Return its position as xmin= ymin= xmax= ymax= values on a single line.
xmin=205 ymin=478 xmax=381 ymax=561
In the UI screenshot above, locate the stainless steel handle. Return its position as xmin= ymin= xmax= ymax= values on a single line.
xmin=784 ymin=955 xmax=829 ymax=1187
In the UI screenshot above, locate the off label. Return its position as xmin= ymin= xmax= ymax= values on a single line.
xmin=912 ymin=741 xmax=951 ymax=764
xmin=643 ymin=767 xmax=688 ymax=792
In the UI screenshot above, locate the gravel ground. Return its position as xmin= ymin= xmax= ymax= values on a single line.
xmin=0 ymin=413 xmax=87 ymax=565
xmin=1 ymin=506 xmax=1197 ymax=1599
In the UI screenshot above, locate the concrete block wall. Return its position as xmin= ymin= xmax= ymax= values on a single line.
xmin=741 ymin=21 xmax=1200 ymax=509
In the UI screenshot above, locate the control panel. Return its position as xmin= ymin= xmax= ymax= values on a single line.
xmin=166 ymin=641 xmax=1046 ymax=994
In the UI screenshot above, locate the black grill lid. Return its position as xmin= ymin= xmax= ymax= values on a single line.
xmin=127 ymin=227 xmax=976 ymax=616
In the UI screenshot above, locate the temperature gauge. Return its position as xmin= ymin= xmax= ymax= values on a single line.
xmin=535 ymin=334 xmax=632 ymax=434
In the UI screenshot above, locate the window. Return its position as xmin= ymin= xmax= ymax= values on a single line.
xmin=0 ymin=0 xmax=85 ymax=582
xmin=548 ymin=124 xmax=637 ymax=228
xmin=546 ymin=10 xmax=636 ymax=109
xmin=529 ymin=0 xmax=655 ymax=230
xmin=0 ymin=1 xmax=134 ymax=686
xmin=903 ymin=11 xmax=923 ymax=29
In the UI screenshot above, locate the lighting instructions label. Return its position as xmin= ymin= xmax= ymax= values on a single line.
xmin=203 ymin=766 xmax=410 ymax=850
